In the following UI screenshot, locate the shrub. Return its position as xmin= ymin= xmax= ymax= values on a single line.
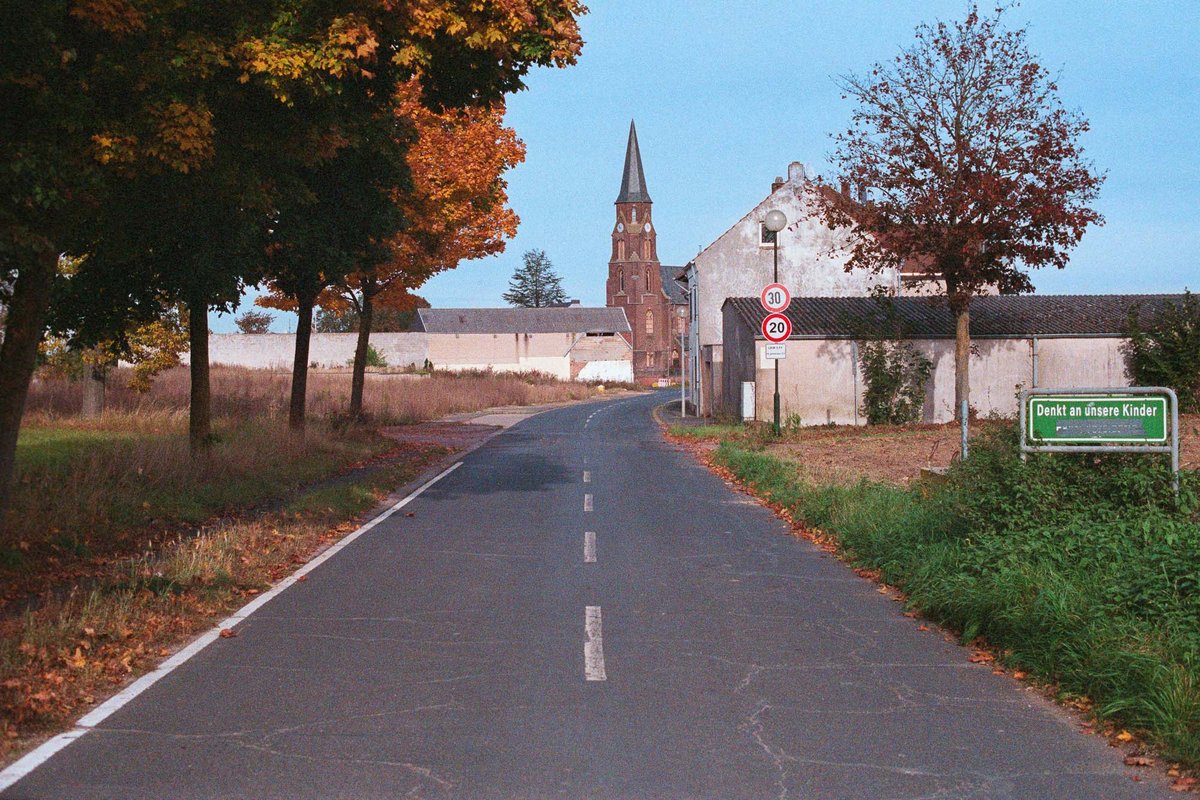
xmin=234 ymin=309 xmax=273 ymax=334
xmin=1124 ymin=290 xmax=1200 ymax=412
xmin=856 ymin=289 xmax=933 ymax=425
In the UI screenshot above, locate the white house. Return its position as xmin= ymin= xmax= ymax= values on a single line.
xmin=683 ymin=161 xmax=935 ymax=415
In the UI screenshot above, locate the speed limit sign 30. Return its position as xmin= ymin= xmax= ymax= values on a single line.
xmin=760 ymin=283 xmax=790 ymax=313
xmin=761 ymin=313 xmax=792 ymax=343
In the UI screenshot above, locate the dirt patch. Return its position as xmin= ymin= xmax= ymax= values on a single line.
xmin=380 ymin=421 xmax=501 ymax=450
xmin=769 ymin=424 xmax=969 ymax=486
xmin=766 ymin=414 xmax=1198 ymax=486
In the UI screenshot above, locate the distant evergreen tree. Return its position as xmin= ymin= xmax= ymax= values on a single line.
xmin=503 ymin=249 xmax=567 ymax=308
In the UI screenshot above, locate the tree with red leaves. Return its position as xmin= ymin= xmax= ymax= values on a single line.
xmin=821 ymin=4 xmax=1105 ymax=419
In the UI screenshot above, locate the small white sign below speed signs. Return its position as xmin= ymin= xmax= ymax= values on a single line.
xmin=764 ymin=343 xmax=786 ymax=360
xmin=760 ymin=283 xmax=790 ymax=313
xmin=761 ymin=313 xmax=792 ymax=343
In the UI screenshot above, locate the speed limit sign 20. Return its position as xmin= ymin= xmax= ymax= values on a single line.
xmin=760 ymin=283 xmax=790 ymax=313
xmin=761 ymin=313 xmax=792 ymax=343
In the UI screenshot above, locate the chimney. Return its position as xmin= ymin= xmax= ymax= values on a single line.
xmin=771 ymin=176 xmax=785 ymax=193
xmin=788 ymin=161 xmax=807 ymax=183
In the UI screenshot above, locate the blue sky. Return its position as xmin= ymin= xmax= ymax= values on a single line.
xmin=218 ymin=0 xmax=1199 ymax=332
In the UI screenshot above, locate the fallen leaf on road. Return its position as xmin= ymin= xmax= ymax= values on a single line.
xmin=1012 ymin=670 xmax=1027 ymax=680
xmin=917 ymin=625 xmax=929 ymax=632
xmin=968 ymin=652 xmax=994 ymax=664
xmin=219 ymin=629 xmax=237 ymax=639
xmin=296 ymin=575 xmax=308 ymax=583
xmin=1169 ymin=767 xmax=1183 ymax=777
xmin=902 ymin=611 xmax=919 ymax=618
xmin=1125 ymin=756 xmax=1155 ymax=767
xmin=1131 ymin=774 xmax=1142 ymax=782
xmin=1170 ymin=777 xmax=1197 ymax=792
xmin=1115 ymin=730 xmax=1135 ymax=743
xmin=405 ymin=512 xmax=415 ymax=518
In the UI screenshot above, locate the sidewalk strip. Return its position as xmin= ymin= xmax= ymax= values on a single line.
xmin=0 ymin=461 xmax=464 ymax=793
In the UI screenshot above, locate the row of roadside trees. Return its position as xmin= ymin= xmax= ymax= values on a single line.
xmin=0 ymin=0 xmax=587 ymax=536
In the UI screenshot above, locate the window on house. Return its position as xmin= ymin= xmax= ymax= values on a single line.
xmin=645 ymin=309 xmax=654 ymax=335
xmin=631 ymin=207 xmax=637 ymax=223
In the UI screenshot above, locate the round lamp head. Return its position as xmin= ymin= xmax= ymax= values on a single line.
xmin=764 ymin=209 xmax=787 ymax=232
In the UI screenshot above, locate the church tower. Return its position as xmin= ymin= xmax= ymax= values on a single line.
xmin=607 ymin=120 xmax=666 ymax=379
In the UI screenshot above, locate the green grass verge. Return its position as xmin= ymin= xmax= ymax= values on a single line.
xmin=4 ymin=420 xmax=398 ymax=572
xmin=714 ymin=429 xmax=1200 ymax=766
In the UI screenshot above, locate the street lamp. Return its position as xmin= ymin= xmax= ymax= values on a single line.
xmin=763 ymin=209 xmax=787 ymax=435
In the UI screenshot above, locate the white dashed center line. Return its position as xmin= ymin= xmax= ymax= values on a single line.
xmin=584 ymin=532 xmax=597 ymax=563
xmin=584 ymin=606 xmax=606 ymax=681
xmin=584 ymin=493 xmax=593 ymax=512
xmin=583 ymin=470 xmax=591 ymax=483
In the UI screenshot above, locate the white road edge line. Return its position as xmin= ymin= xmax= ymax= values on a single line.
xmin=583 ymin=493 xmax=593 ymax=513
xmin=0 ymin=460 xmax=464 ymax=793
xmin=584 ymin=606 xmax=606 ymax=681
xmin=584 ymin=532 xmax=597 ymax=563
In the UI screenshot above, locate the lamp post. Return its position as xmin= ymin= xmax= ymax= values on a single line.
xmin=764 ymin=209 xmax=787 ymax=435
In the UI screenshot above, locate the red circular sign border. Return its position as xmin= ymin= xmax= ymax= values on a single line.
xmin=761 ymin=312 xmax=792 ymax=343
xmin=760 ymin=283 xmax=791 ymax=313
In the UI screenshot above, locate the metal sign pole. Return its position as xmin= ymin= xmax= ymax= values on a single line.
xmin=772 ymin=233 xmax=780 ymax=436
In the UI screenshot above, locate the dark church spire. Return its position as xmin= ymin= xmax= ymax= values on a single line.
xmin=616 ymin=120 xmax=652 ymax=204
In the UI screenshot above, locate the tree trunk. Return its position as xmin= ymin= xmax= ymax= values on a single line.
xmin=188 ymin=296 xmax=212 ymax=454
xmin=349 ymin=290 xmax=374 ymax=419
xmin=81 ymin=366 xmax=106 ymax=418
xmin=954 ymin=303 xmax=971 ymax=421
xmin=289 ymin=292 xmax=315 ymax=434
xmin=0 ymin=248 xmax=57 ymax=538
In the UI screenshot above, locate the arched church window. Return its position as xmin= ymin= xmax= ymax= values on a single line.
xmin=645 ymin=267 xmax=651 ymax=287
xmin=618 ymin=269 xmax=624 ymax=293
xmin=631 ymin=207 xmax=637 ymax=223
xmin=617 ymin=240 xmax=625 ymax=261
xmin=645 ymin=309 xmax=654 ymax=335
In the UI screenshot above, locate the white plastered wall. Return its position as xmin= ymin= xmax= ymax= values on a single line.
xmin=750 ymin=336 xmax=1131 ymax=425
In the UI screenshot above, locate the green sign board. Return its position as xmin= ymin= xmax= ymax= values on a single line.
xmin=1027 ymin=395 xmax=1169 ymax=443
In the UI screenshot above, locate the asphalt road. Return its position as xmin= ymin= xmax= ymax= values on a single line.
xmin=3 ymin=391 xmax=1174 ymax=799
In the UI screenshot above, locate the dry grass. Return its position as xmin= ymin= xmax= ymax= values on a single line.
xmin=4 ymin=417 xmax=397 ymax=594
xmin=24 ymin=366 xmax=602 ymax=424
xmin=0 ymin=455 xmax=443 ymax=758
xmin=8 ymin=366 xmax=611 ymax=587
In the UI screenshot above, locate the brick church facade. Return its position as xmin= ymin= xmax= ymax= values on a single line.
xmin=605 ymin=121 xmax=688 ymax=382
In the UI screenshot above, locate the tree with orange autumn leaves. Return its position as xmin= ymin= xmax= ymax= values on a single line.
xmin=260 ymin=80 xmax=525 ymax=419
xmin=0 ymin=0 xmax=586 ymax=536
